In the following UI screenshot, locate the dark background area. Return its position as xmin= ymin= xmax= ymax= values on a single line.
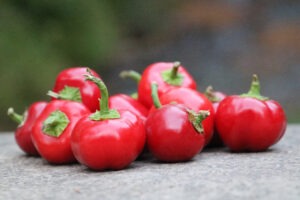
xmin=1 ymin=0 xmax=299 ymax=131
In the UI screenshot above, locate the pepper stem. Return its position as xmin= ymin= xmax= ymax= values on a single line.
xmin=187 ymin=110 xmax=210 ymax=134
xmin=7 ymin=107 xmax=24 ymax=125
xmin=240 ymin=74 xmax=269 ymax=101
xmin=119 ymin=70 xmax=141 ymax=99
xmin=151 ymin=82 xmax=162 ymax=109
xmin=170 ymin=61 xmax=181 ymax=79
xmin=161 ymin=61 xmax=184 ymax=86
xmin=119 ymin=70 xmax=141 ymax=83
xmin=84 ymin=68 xmax=120 ymax=120
xmin=205 ymin=86 xmax=220 ymax=103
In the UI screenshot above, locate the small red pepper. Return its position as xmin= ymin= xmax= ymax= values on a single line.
xmin=137 ymin=62 xmax=197 ymax=108
xmin=150 ymin=87 xmax=214 ymax=146
xmin=50 ymin=67 xmax=101 ymax=112
xmin=71 ymin=69 xmax=146 ymax=171
xmin=110 ymin=70 xmax=148 ymax=121
xmin=109 ymin=94 xmax=149 ymax=122
xmin=7 ymin=101 xmax=47 ymax=156
xmin=145 ymin=83 xmax=209 ymax=162
xmin=32 ymin=100 xmax=90 ymax=164
xmin=204 ymin=86 xmax=226 ymax=147
xmin=216 ymin=74 xmax=287 ymax=152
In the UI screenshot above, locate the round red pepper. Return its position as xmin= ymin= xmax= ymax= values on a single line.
xmin=137 ymin=62 xmax=197 ymax=108
xmin=109 ymin=94 xmax=149 ymax=122
xmin=50 ymin=67 xmax=101 ymax=112
xmin=71 ymin=69 xmax=146 ymax=171
xmin=145 ymin=83 xmax=209 ymax=162
xmin=204 ymin=86 xmax=226 ymax=147
xmin=150 ymin=87 xmax=214 ymax=146
xmin=216 ymin=75 xmax=287 ymax=152
xmin=7 ymin=101 xmax=47 ymax=156
xmin=32 ymin=100 xmax=90 ymax=164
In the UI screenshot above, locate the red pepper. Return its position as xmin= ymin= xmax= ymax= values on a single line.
xmin=7 ymin=101 xmax=47 ymax=156
xmin=216 ymin=75 xmax=287 ymax=152
xmin=109 ymin=94 xmax=149 ymax=122
xmin=110 ymin=70 xmax=148 ymax=121
xmin=32 ymin=100 xmax=90 ymax=164
xmin=204 ymin=86 xmax=226 ymax=147
xmin=145 ymin=83 xmax=209 ymax=162
xmin=137 ymin=62 xmax=197 ymax=108
xmin=71 ymin=69 xmax=146 ymax=171
xmin=50 ymin=67 xmax=101 ymax=112
xmin=150 ymin=87 xmax=214 ymax=146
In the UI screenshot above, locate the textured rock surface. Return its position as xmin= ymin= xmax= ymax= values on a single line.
xmin=1 ymin=125 xmax=300 ymax=200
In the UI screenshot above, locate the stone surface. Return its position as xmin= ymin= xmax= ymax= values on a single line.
xmin=1 ymin=125 xmax=300 ymax=200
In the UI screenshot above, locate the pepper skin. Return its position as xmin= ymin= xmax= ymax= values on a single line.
xmin=109 ymin=94 xmax=149 ymax=122
xmin=51 ymin=67 xmax=101 ymax=112
xmin=137 ymin=62 xmax=197 ymax=108
xmin=8 ymin=101 xmax=47 ymax=156
xmin=145 ymin=83 xmax=209 ymax=162
xmin=204 ymin=86 xmax=226 ymax=147
xmin=32 ymin=100 xmax=90 ymax=164
xmin=71 ymin=69 xmax=146 ymax=171
xmin=151 ymin=87 xmax=214 ymax=146
xmin=215 ymin=75 xmax=287 ymax=152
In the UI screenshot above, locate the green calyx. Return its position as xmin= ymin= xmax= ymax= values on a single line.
xmin=84 ymin=68 xmax=121 ymax=121
xmin=205 ymin=86 xmax=221 ymax=103
xmin=187 ymin=110 xmax=210 ymax=134
xmin=47 ymin=86 xmax=82 ymax=102
xmin=42 ymin=110 xmax=69 ymax=137
xmin=161 ymin=61 xmax=184 ymax=86
xmin=240 ymin=74 xmax=269 ymax=101
xmin=151 ymin=82 xmax=162 ymax=109
xmin=7 ymin=107 xmax=25 ymax=125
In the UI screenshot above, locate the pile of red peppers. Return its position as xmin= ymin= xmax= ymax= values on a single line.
xmin=8 ymin=62 xmax=287 ymax=171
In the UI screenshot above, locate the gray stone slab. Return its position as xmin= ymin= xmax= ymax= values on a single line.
xmin=1 ymin=125 xmax=300 ymax=200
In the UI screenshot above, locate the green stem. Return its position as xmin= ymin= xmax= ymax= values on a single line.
xmin=240 ymin=74 xmax=268 ymax=101
xmin=151 ymin=82 xmax=162 ymax=109
xmin=170 ymin=61 xmax=181 ymax=79
xmin=84 ymin=68 xmax=120 ymax=120
xmin=119 ymin=70 xmax=141 ymax=83
xmin=119 ymin=70 xmax=141 ymax=99
xmin=187 ymin=110 xmax=210 ymax=134
xmin=7 ymin=107 xmax=24 ymax=125
xmin=205 ymin=86 xmax=220 ymax=103
xmin=161 ymin=61 xmax=184 ymax=86
xmin=47 ymin=90 xmax=60 ymax=99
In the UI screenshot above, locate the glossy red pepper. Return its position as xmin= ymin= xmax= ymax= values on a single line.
xmin=204 ymin=86 xmax=226 ymax=147
xmin=109 ymin=94 xmax=149 ymax=122
xmin=71 ymin=69 xmax=146 ymax=171
xmin=216 ymin=75 xmax=287 ymax=152
xmin=137 ymin=62 xmax=197 ymax=108
xmin=145 ymin=83 xmax=209 ymax=162
xmin=50 ymin=67 xmax=101 ymax=112
xmin=150 ymin=87 xmax=214 ymax=146
xmin=32 ymin=100 xmax=90 ymax=164
xmin=7 ymin=101 xmax=47 ymax=156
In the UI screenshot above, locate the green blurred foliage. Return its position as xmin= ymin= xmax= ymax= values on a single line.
xmin=0 ymin=0 xmax=176 ymax=131
xmin=1 ymin=0 xmax=299 ymax=130
xmin=1 ymin=0 xmax=119 ymax=130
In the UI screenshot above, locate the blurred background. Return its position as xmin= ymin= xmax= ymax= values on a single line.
xmin=1 ymin=0 xmax=300 ymax=131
